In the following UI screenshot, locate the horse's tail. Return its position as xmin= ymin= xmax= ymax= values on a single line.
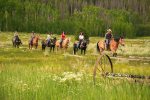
xmin=97 ymin=41 xmax=100 ymax=52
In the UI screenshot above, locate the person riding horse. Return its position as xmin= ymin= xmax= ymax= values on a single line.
xmin=60 ymin=31 xmax=66 ymax=48
xmin=78 ymin=32 xmax=84 ymax=49
xmin=12 ymin=31 xmax=22 ymax=47
xmin=46 ymin=34 xmax=51 ymax=46
xmin=29 ymin=32 xmax=40 ymax=49
xmin=73 ymin=39 xmax=87 ymax=55
xmin=105 ymin=29 xmax=113 ymax=50
xmin=14 ymin=31 xmax=19 ymax=42
xmin=30 ymin=31 xmax=35 ymax=45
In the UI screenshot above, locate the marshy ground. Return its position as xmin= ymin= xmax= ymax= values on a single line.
xmin=0 ymin=32 xmax=150 ymax=100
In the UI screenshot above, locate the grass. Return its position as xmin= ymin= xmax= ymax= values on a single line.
xmin=0 ymin=32 xmax=150 ymax=100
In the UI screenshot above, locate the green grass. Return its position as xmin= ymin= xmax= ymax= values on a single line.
xmin=0 ymin=32 xmax=150 ymax=100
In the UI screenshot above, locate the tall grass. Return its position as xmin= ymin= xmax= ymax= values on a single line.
xmin=0 ymin=32 xmax=150 ymax=100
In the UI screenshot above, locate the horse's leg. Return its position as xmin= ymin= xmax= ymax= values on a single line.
xmin=29 ymin=44 xmax=31 ymax=49
xmin=115 ymin=53 xmax=117 ymax=57
xmin=43 ymin=46 xmax=46 ymax=51
xmin=84 ymin=49 xmax=86 ymax=55
xmin=17 ymin=43 xmax=20 ymax=48
xmin=42 ymin=45 xmax=44 ymax=50
xmin=36 ymin=44 xmax=38 ymax=49
xmin=112 ymin=53 xmax=115 ymax=57
xmin=50 ymin=47 xmax=52 ymax=52
xmin=15 ymin=43 xmax=17 ymax=48
xmin=17 ymin=44 xmax=19 ymax=48
xmin=35 ymin=45 xmax=37 ymax=49
xmin=73 ymin=46 xmax=76 ymax=55
xmin=31 ymin=44 xmax=33 ymax=50
xmin=53 ymin=46 xmax=54 ymax=52
xmin=99 ymin=47 xmax=104 ymax=55
xmin=113 ymin=53 xmax=117 ymax=57
xmin=74 ymin=48 xmax=76 ymax=55
xmin=81 ymin=49 xmax=82 ymax=54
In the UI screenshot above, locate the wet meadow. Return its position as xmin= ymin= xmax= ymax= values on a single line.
xmin=0 ymin=32 xmax=150 ymax=100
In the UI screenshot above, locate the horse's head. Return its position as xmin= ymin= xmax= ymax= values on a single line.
xmin=51 ymin=37 xmax=57 ymax=44
xmin=41 ymin=39 xmax=46 ymax=44
xmin=66 ymin=38 xmax=70 ymax=44
xmin=119 ymin=37 xmax=125 ymax=46
xmin=34 ymin=35 xmax=40 ymax=42
xmin=81 ymin=40 xmax=87 ymax=47
xmin=53 ymin=37 xmax=57 ymax=42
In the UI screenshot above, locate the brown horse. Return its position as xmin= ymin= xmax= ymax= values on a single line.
xmin=97 ymin=37 xmax=125 ymax=56
xmin=29 ymin=35 xmax=40 ymax=49
xmin=55 ymin=38 xmax=70 ymax=51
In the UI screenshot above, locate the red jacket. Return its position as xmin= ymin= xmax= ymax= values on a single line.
xmin=61 ymin=33 xmax=66 ymax=40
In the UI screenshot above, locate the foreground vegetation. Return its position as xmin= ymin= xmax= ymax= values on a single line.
xmin=0 ymin=32 xmax=150 ymax=100
xmin=1 ymin=0 xmax=150 ymax=37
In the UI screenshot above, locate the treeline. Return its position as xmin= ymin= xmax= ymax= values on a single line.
xmin=0 ymin=0 xmax=150 ymax=38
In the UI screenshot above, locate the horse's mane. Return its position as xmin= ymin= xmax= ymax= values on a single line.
xmin=113 ymin=36 xmax=123 ymax=42
xmin=64 ymin=38 xmax=68 ymax=40
xmin=51 ymin=37 xmax=56 ymax=43
xmin=14 ymin=36 xmax=21 ymax=41
xmin=64 ymin=38 xmax=69 ymax=43
xmin=113 ymin=38 xmax=120 ymax=42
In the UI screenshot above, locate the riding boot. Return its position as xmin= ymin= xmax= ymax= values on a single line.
xmin=106 ymin=44 xmax=109 ymax=50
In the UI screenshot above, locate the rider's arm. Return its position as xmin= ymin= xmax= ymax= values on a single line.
xmin=111 ymin=34 xmax=113 ymax=38
xmin=105 ymin=33 xmax=107 ymax=39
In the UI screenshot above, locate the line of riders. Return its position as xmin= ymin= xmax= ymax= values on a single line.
xmin=12 ymin=31 xmax=87 ymax=48
xmin=12 ymin=29 xmax=125 ymax=55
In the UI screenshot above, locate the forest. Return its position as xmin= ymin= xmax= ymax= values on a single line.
xmin=0 ymin=0 xmax=150 ymax=38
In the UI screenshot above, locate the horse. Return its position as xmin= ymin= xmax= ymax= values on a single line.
xmin=29 ymin=35 xmax=40 ymax=49
xmin=97 ymin=37 xmax=125 ymax=56
xmin=55 ymin=38 xmax=70 ymax=51
xmin=12 ymin=36 xmax=22 ymax=48
xmin=41 ymin=39 xmax=46 ymax=51
xmin=73 ymin=40 xmax=88 ymax=55
xmin=46 ymin=37 xmax=57 ymax=52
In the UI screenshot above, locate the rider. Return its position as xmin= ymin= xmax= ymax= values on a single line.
xmin=46 ymin=33 xmax=51 ymax=45
xmin=105 ymin=29 xmax=113 ymax=50
xmin=60 ymin=31 xmax=66 ymax=48
xmin=14 ymin=31 xmax=19 ymax=42
xmin=30 ymin=31 xmax=35 ymax=44
xmin=78 ymin=32 xmax=84 ymax=48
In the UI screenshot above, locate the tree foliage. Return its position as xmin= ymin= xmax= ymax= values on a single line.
xmin=0 ymin=0 xmax=150 ymax=38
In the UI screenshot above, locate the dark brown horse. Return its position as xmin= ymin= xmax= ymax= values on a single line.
xmin=29 ymin=35 xmax=40 ymax=49
xmin=97 ymin=37 xmax=125 ymax=56
xmin=73 ymin=40 xmax=88 ymax=55
xmin=41 ymin=39 xmax=46 ymax=51
xmin=12 ymin=36 xmax=22 ymax=48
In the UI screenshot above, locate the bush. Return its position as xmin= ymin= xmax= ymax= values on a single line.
xmin=136 ymin=24 xmax=150 ymax=36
